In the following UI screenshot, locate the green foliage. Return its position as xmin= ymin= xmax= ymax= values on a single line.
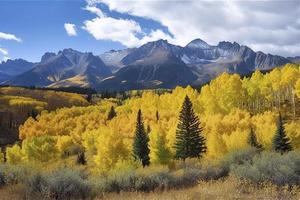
xmin=76 ymin=151 xmax=87 ymax=165
xmin=174 ymin=95 xmax=206 ymax=160
xmin=149 ymin=129 xmax=172 ymax=165
xmin=272 ymin=115 xmax=292 ymax=153
xmin=133 ymin=109 xmax=150 ymax=167
xmin=107 ymin=106 xmax=117 ymax=120
xmin=247 ymin=128 xmax=263 ymax=150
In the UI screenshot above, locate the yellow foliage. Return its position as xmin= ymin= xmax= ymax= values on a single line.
xmin=206 ymin=130 xmax=226 ymax=158
xmin=0 ymin=152 xmax=4 ymax=163
xmin=199 ymin=73 xmax=246 ymax=114
xmin=252 ymin=111 xmax=277 ymax=149
xmin=56 ymin=135 xmax=74 ymax=154
xmin=285 ymin=121 xmax=300 ymax=148
xmin=93 ymin=123 xmax=130 ymax=173
xmin=22 ymin=135 xmax=58 ymax=162
xmin=6 ymin=144 xmax=24 ymax=165
xmin=295 ymin=79 xmax=300 ymax=99
xmin=10 ymin=63 xmax=300 ymax=167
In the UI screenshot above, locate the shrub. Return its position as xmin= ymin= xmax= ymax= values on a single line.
xmin=26 ymin=169 xmax=92 ymax=200
xmin=95 ymin=169 xmax=136 ymax=193
xmin=0 ymin=170 xmax=5 ymax=187
xmin=93 ymin=165 xmax=215 ymax=193
xmin=26 ymin=173 xmax=48 ymax=197
xmin=221 ymin=148 xmax=258 ymax=172
xmin=198 ymin=165 xmax=228 ymax=181
xmin=134 ymin=167 xmax=172 ymax=192
xmin=231 ymin=151 xmax=300 ymax=185
xmin=4 ymin=165 xmax=29 ymax=184
xmin=0 ymin=164 xmax=33 ymax=185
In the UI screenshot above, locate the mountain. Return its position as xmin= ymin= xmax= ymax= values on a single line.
xmin=0 ymin=59 xmax=35 ymax=82
xmin=3 ymin=39 xmax=297 ymax=91
xmin=0 ymin=72 xmax=11 ymax=83
xmin=182 ymin=40 xmax=289 ymax=72
xmin=288 ymin=56 xmax=300 ymax=63
xmin=99 ymin=48 xmax=135 ymax=72
xmin=97 ymin=39 xmax=292 ymax=90
xmin=97 ymin=40 xmax=196 ymax=91
xmin=6 ymin=49 xmax=112 ymax=88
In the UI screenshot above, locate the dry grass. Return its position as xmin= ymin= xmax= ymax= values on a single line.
xmin=0 ymin=184 xmax=25 ymax=200
xmin=98 ymin=177 xmax=300 ymax=200
xmin=0 ymin=177 xmax=299 ymax=200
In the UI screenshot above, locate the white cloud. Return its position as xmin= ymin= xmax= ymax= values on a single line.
xmin=0 ymin=48 xmax=8 ymax=56
xmin=84 ymin=6 xmax=105 ymax=17
xmin=0 ymin=32 xmax=22 ymax=42
xmin=0 ymin=47 xmax=9 ymax=62
xmin=83 ymin=17 xmax=141 ymax=47
xmin=64 ymin=23 xmax=77 ymax=36
xmin=82 ymin=7 xmax=173 ymax=47
xmin=0 ymin=32 xmax=21 ymax=61
xmin=89 ymin=0 xmax=300 ymax=56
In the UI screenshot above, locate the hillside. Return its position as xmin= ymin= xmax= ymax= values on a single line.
xmin=0 ymin=86 xmax=89 ymax=146
xmin=0 ymin=59 xmax=35 ymax=82
xmin=5 ymin=49 xmax=112 ymax=88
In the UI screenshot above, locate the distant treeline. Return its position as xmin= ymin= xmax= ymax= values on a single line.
xmin=0 ymin=85 xmax=97 ymax=95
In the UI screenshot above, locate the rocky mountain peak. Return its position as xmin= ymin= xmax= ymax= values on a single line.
xmin=41 ymin=52 xmax=56 ymax=63
xmin=217 ymin=41 xmax=240 ymax=49
xmin=186 ymin=38 xmax=211 ymax=49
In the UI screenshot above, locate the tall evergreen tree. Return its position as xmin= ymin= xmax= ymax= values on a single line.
xmin=77 ymin=151 xmax=87 ymax=165
xmin=147 ymin=124 xmax=151 ymax=134
xmin=272 ymin=114 xmax=292 ymax=154
xmin=86 ymin=94 xmax=92 ymax=103
xmin=133 ymin=109 xmax=150 ymax=167
xmin=156 ymin=110 xmax=159 ymax=121
xmin=31 ymin=109 xmax=38 ymax=120
xmin=174 ymin=95 xmax=206 ymax=161
xmin=107 ymin=106 xmax=117 ymax=120
xmin=247 ymin=128 xmax=263 ymax=150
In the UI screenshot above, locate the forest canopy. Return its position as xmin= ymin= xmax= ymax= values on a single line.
xmin=10 ymin=63 xmax=300 ymax=173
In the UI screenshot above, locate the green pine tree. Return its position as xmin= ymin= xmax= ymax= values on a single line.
xmin=247 ymin=128 xmax=263 ymax=150
xmin=76 ymin=151 xmax=87 ymax=165
xmin=156 ymin=110 xmax=159 ymax=121
xmin=174 ymin=95 xmax=206 ymax=161
xmin=272 ymin=114 xmax=292 ymax=154
xmin=107 ymin=106 xmax=117 ymax=120
xmin=155 ymin=133 xmax=172 ymax=165
xmin=133 ymin=109 xmax=150 ymax=167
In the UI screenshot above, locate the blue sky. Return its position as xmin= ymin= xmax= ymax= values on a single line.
xmin=0 ymin=0 xmax=170 ymax=62
xmin=0 ymin=0 xmax=299 ymax=62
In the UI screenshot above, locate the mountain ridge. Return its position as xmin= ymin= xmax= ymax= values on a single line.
xmin=2 ymin=38 xmax=298 ymax=90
